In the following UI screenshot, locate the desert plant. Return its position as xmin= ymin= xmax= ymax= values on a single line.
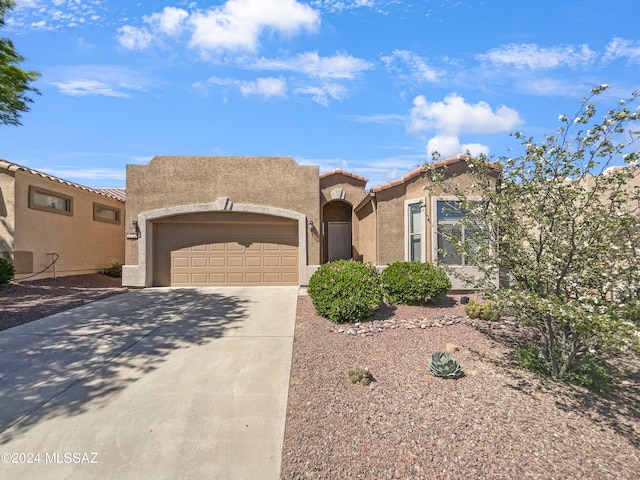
xmin=515 ymin=343 xmax=612 ymax=392
xmin=0 ymin=258 xmax=15 ymax=285
xmin=308 ymin=260 xmax=382 ymax=323
xmin=104 ymin=262 xmax=122 ymax=278
xmin=425 ymin=85 xmax=640 ymax=380
xmin=428 ymin=352 xmax=464 ymax=378
xmin=465 ymin=300 xmax=502 ymax=321
xmin=348 ymin=366 xmax=374 ymax=386
xmin=380 ymin=261 xmax=451 ymax=305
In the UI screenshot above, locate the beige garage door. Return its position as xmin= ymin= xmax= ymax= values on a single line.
xmin=153 ymin=220 xmax=298 ymax=286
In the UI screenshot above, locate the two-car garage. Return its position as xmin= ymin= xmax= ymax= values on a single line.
xmin=152 ymin=212 xmax=299 ymax=287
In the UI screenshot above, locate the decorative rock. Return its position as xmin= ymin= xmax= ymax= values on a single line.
xmin=347 ymin=328 xmax=357 ymax=335
xmin=337 ymin=328 xmax=345 ymax=333
xmin=445 ymin=343 xmax=460 ymax=353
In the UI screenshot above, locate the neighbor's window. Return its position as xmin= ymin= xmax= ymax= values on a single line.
xmin=93 ymin=203 xmax=121 ymax=224
xmin=408 ymin=202 xmax=423 ymax=262
xmin=29 ymin=186 xmax=73 ymax=215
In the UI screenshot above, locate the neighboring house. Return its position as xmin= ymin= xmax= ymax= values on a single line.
xmin=123 ymin=155 xmax=487 ymax=289
xmin=0 ymin=160 xmax=126 ymax=280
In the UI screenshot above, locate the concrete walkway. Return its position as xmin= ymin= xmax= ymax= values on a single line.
xmin=0 ymin=286 xmax=298 ymax=479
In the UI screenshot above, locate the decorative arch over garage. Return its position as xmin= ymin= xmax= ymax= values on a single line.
xmin=122 ymin=197 xmax=308 ymax=287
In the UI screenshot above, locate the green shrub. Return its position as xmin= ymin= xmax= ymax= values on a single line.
xmin=515 ymin=343 xmax=612 ymax=392
xmin=104 ymin=262 xmax=123 ymax=278
xmin=0 ymin=258 xmax=15 ymax=285
xmin=380 ymin=261 xmax=451 ymax=305
xmin=465 ymin=300 xmax=502 ymax=321
xmin=348 ymin=366 xmax=374 ymax=386
xmin=308 ymin=260 xmax=382 ymax=323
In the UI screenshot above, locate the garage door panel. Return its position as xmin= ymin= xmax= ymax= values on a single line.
xmin=191 ymin=257 xmax=209 ymax=267
xmin=154 ymin=220 xmax=298 ymax=286
xmin=246 ymin=257 xmax=262 ymax=267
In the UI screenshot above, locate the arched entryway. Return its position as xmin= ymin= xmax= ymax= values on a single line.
xmin=322 ymin=200 xmax=352 ymax=263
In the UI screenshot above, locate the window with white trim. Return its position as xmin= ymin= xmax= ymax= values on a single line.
xmin=29 ymin=186 xmax=73 ymax=216
xmin=405 ymin=199 xmax=425 ymax=262
xmin=435 ymin=199 xmax=484 ymax=266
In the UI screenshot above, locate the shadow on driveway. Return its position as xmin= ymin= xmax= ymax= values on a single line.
xmin=0 ymin=288 xmax=250 ymax=444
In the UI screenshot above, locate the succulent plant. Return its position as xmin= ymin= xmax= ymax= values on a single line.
xmin=428 ymin=352 xmax=464 ymax=378
xmin=348 ymin=366 xmax=374 ymax=386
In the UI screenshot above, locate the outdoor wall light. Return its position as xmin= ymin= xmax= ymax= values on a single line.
xmin=308 ymin=219 xmax=314 ymax=229
xmin=130 ymin=219 xmax=138 ymax=229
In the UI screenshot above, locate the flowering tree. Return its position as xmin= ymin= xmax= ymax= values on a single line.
xmin=0 ymin=0 xmax=40 ymax=126
xmin=425 ymin=85 xmax=640 ymax=380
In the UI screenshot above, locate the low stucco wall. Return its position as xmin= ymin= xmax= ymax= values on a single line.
xmin=12 ymin=172 xmax=125 ymax=280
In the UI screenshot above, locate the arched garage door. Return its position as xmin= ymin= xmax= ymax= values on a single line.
xmin=152 ymin=213 xmax=298 ymax=286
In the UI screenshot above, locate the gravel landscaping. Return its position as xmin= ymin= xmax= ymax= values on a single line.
xmin=3 ymin=276 xmax=638 ymax=478
xmin=281 ymin=295 xmax=640 ymax=479
xmin=0 ymin=274 xmax=127 ymax=331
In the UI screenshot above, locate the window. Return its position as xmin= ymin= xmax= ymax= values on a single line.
xmin=93 ymin=203 xmax=121 ymax=224
xmin=435 ymin=199 xmax=483 ymax=266
xmin=29 ymin=186 xmax=73 ymax=215
xmin=405 ymin=199 xmax=425 ymax=262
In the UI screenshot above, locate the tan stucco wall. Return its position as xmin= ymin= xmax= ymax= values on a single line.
xmin=320 ymin=174 xmax=366 ymax=207
xmin=374 ymin=165 xmax=487 ymax=266
xmin=0 ymin=170 xmax=16 ymax=263
xmin=12 ymin=171 xmax=125 ymax=279
xmin=125 ymin=156 xmax=320 ymax=268
xmin=354 ymin=198 xmax=376 ymax=263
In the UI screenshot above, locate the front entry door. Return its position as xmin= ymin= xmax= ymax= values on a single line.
xmin=327 ymin=222 xmax=351 ymax=262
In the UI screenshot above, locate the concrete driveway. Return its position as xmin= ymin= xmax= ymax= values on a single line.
xmin=0 ymin=286 xmax=298 ymax=479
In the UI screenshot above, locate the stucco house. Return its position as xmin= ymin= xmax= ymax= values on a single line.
xmin=0 ymin=160 xmax=126 ymax=280
xmin=123 ymin=154 xmax=487 ymax=289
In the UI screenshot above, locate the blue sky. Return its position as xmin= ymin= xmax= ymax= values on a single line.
xmin=2 ymin=0 xmax=640 ymax=189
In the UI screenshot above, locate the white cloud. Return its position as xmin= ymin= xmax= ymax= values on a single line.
xmin=426 ymin=135 xmax=489 ymax=159
xmin=8 ymin=0 xmax=107 ymax=30
xmin=49 ymin=65 xmax=151 ymax=98
xmin=603 ymin=37 xmax=640 ymax=63
xmin=409 ymin=93 xmax=522 ymax=159
xmin=51 ymin=80 xmax=131 ymax=98
xmin=195 ymin=76 xmax=287 ymax=99
xmin=345 ymin=113 xmax=406 ymax=125
xmin=189 ymin=0 xmax=319 ymax=53
xmin=381 ymin=50 xmax=440 ymax=82
xmin=239 ymin=77 xmax=287 ymax=97
xmin=117 ymin=1 xmax=319 ymax=54
xmin=311 ymin=0 xmax=375 ymax=13
xmin=294 ymin=83 xmax=347 ymax=106
xmin=409 ymin=93 xmax=522 ymax=136
xmin=117 ymin=25 xmax=153 ymax=50
xmin=477 ymin=43 xmax=596 ymax=70
xmin=144 ymin=6 xmax=189 ymax=37
xmin=250 ymin=52 xmax=373 ymax=79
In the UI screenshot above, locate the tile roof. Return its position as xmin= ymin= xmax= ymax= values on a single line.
xmin=0 ymin=159 xmax=126 ymax=203
xmin=369 ymin=154 xmax=483 ymax=193
xmin=319 ymin=168 xmax=368 ymax=183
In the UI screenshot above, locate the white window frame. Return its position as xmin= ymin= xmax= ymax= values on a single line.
xmin=431 ymin=196 xmax=482 ymax=268
xmin=404 ymin=198 xmax=426 ymax=262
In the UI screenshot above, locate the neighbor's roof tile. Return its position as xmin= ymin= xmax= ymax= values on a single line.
xmin=0 ymin=159 xmax=126 ymax=203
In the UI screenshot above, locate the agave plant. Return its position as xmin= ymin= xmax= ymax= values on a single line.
xmin=428 ymin=352 xmax=464 ymax=378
